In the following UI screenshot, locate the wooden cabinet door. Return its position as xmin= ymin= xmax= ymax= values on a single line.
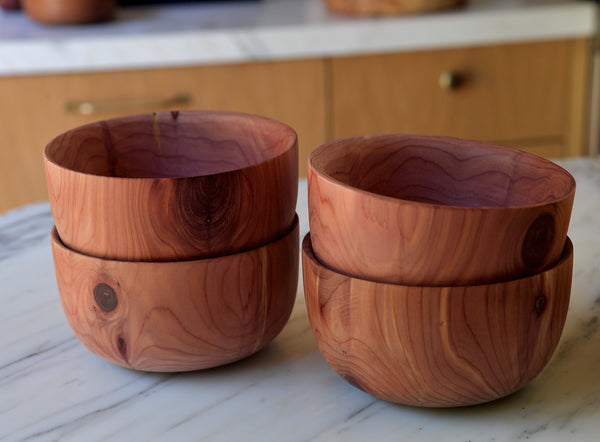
xmin=0 ymin=59 xmax=327 ymax=213
xmin=331 ymin=39 xmax=590 ymax=158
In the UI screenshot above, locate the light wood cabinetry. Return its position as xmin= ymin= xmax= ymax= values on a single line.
xmin=331 ymin=38 xmax=591 ymax=158
xmin=0 ymin=59 xmax=327 ymax=213
xmin=0 ymin=37 xmax=592 ymax=213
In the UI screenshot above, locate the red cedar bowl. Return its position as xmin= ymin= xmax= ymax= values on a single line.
xmin=302 ymin=233 xmax=573 ymax=407
xmin=51 ymin=215 xmax=299 ymax=372
xmin=44 ymin=111 xmax=298 ymax=262
xmin=308 ymin=134 xmax=575 ymax=286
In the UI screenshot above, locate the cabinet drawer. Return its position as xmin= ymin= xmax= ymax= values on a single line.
xmin=331 ymin=39 xmax=582 ymax=151
xmin=0 ymin=59 xmax=327 ymax=213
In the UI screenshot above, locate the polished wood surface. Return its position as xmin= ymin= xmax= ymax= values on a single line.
xmin=331 ymin=39 xmax=590 ymax=157
xmin=302 ymin=234 xmax=573 ymax=407
xmin=0 ymin=59 xmax=326 ymax=213
xmin=308 ymin=134 xmax=575 ymax=285
xmin=45 ymin=110 xmax=298 ymax=261
xmin=51 ymin=216 xmax=299 ymax=372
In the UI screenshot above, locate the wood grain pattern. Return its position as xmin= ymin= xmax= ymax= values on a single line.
xmin=331 ymin=39 xmax=590 ymax=157
xmin=45 ymin=110 xmax=298 ymax=261
xmin=51 ymin=216 xmax=299 ymax=372
xmin=0 ymin=59 xmax=325 ymax=214
xmin=308 ymin=134 xmax=575 ymax=286
xmin=302 ymin=233 xmax=573 ymax=407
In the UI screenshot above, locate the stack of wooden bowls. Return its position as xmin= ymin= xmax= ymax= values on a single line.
xmin=303 ymin=134 xmax=576 ymax=407
xmin=45 ymin=111 xmax=299 ymax=372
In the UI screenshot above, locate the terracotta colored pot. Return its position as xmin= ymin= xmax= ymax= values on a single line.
xmin=22 ymin=0 xmax=117 ymax=24
xmin=308 ymin=134 xmax=574 ymax=286
xmin=45 ymin=111 xmax=298 ymax=261
xmin=51 ymin=215 xmax=299 ymax=372
xmin=302 ymin=233 xmax=573 ymax=407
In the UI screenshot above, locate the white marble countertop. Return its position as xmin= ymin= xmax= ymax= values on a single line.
xmin=0 ymin=157 xmax=599 ymax=441
xmin=0 ymin=0 xmax=597 ymax=76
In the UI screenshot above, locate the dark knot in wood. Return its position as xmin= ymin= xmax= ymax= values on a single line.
xmin=522 ymin=213 xmax=555 ymax=269
xmin=170 ymin=173 xmax=243 ymax=245
xmin=94 ymin=283 xmax=118 ymax=312
xmin=535 ymin=294 xmax=547 ymax=314
xmin=117 ymin=335 xmax=127 ymax=359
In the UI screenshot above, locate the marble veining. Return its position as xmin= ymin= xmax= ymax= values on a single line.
xmin=0 ymin=158 xmax=599 ymax=441
xmin=0 ymin=202 xmax=53 ymax=262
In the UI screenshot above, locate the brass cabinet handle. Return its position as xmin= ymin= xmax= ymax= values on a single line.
xmin=65 ymin=93 xmax=191 ymax=115
xmin=438 ymin=71 xmax=464 ymax=91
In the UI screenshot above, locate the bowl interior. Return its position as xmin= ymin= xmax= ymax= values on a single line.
xmin=310 ymin=135 xmax=574 ymax=208
xmin=45 ymin=111 xmax=297 ymax=179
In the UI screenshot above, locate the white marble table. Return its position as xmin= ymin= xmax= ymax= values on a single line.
xmin=1 ymin=157 xmax=599 ymax=441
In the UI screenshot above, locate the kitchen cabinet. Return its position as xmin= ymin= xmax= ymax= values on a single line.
xmin=0 ymin=38 xmax=593 ymax=213
xmin=0 ymin=59 xmax=327 ymax=213
xmin=331 ymin=38 xmax=591 ymax=159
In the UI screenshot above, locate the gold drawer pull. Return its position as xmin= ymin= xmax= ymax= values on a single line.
xmin=439 ymin=71 xmax=464 ymax=91
xmin=65 ymin=93 xmax=192 ymax=115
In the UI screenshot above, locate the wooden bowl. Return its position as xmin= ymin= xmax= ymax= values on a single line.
xmin=45 ymin=111 xmax=298 ymax=261
xmin=308 ymin=134 xmax=575 ymax=286
xmin=324 ymin=0 xmax=466 ymax=16
xmin=50 ymin=215 xmax=299 ymax=372
xmin=302 ymin=233 xmax=573 ymax=407
xmin=22 ymin=0 xmax=117 ymax=24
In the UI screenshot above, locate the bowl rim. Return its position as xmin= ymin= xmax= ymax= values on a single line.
xmin=44 ymin=110 xmax=298 ymax=181
xmin=308 ymin=133 xmax=576 ymax=211
xmin=51 ymin=214 xmax=299 ymax=264
xmin=302 ymin=232 xmax=574 ymax=289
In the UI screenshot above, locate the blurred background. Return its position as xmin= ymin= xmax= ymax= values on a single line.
xmin=0 ymin=0 xmax=598 ymax=213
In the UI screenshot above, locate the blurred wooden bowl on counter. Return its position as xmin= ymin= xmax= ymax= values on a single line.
xmin=324 ymin=0 xmax=466 ymax=16
xmin=0 ymin=0 xmax=21 ymax=11
xmin=22 ymin=0 xmax=117 ymax=24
